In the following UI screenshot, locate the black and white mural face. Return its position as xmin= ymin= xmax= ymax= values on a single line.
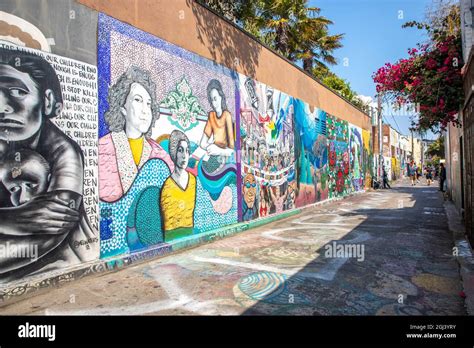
xmin=0 ymin=41 xmax=99 ymax=282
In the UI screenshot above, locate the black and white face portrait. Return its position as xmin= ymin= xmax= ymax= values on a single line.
xmin=0 ymin=64 xmax=45 ymax=142
xmin=176 ymin=140 xmax=190 ymax=170
xmin=121 ymin=82 xmax=153 ymax=136
xmin=0 ymin=151 xmax=51 ymax=206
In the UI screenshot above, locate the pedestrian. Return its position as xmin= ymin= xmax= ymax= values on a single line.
xmin=409 ymin=161 xmax=416 ymax=186
xmin=415 ymin=163 xmax=421 ymax=183
xmin=439 ymin=163 xmax=446 ymax=192
xmin=425 ymin=166 xmax=433 ymax=186
xmin=372 ymin=176 xmax=380 ymax=189
xmin=382 ymin=167 xmax=391 ymax=189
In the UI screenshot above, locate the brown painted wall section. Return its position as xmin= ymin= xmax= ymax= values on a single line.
xmin=77 ymin=0 xmax=371 ymax=130
xmin=447 ymin=121 xmax=463 ymax=212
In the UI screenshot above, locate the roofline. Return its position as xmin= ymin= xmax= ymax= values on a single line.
xmin=194 ymin=0 xmax=371 ymax=119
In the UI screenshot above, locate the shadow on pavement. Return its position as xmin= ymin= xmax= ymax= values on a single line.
xmin=240 ymin=184 xmax=465 ymax=315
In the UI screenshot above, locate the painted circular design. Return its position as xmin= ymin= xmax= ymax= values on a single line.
xmin=238 ymin=271 xmax=287 ymax=301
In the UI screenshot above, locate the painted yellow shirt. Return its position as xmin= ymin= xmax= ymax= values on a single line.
xmin=160 ymin=173 xmax=196 ymax=231
xmin=128 ymin=137 xmax=144 ymax=166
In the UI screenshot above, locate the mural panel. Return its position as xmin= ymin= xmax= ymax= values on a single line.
xmin=293 ymin=100 xmax=328 ymax=207
xmin=327 ymin=114 xmax=350 ymax=199
xmin=0 ymin=41 xmax=99 ymax=282
xmin=239 ymin=75 xmax=296 ymax=221
xmin=362 ymin=129 xmax=373 ymax=188
xmin=98 ymin=14 xmax=238 ymax=258
xmin=349 ymin=125 xmax=364 ymax=192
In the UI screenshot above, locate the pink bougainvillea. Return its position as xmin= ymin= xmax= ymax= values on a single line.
xmin=373 ymin=35 xmax=463 ymax=132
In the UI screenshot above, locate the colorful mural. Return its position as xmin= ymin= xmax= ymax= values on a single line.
xmin=350 ymin=125 xmax=364 ymax=192
xmin=327 ymin=114 xmax=351 ymax=199
xmin=293 ymin=100 xmax=328 ymax=206
xmin=98 ymin=14 xmax=238 ymax=258
xmin=239 ymin=75 xmax=296 ymax=221
xmin=362 ymin=129 xmax=373 ymax=188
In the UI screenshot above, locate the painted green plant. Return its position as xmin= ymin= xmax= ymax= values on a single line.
xmin=161 ymin=77 xmax=205 ymax=131
xmin=320 ymin=169 xmax=327 ymax=190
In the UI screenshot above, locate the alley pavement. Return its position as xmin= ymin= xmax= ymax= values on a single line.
xmin=0 ymin=178 xmax=466 ymax=315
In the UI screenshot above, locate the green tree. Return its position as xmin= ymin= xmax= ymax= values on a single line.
xmin=198 ymin=0 xmax=242 ymax=22
xmin=199 ymin=0 xmax=366 ymax=111
xmin=258 ymin=0 xmax=344 ymax=73
xmin=426 ymin=136 xmax=445 ymax=158
xmin=290 ymin=7 xmax=344 ymax=73
xmin=197 ymin=0 xmax=264 ymax=38
xmin=313 ymin=65 xmax=367 ymax=109
xmin=322 ymin=75 xmax=355 ymax=100
xmin=403 ymin=0 xmax=460 ymax=43
xmin=199 ymin=0 xmax=344 ymax=74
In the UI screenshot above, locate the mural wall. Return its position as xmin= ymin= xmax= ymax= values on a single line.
xmin=0 ymin=6 xmax=373 ymax=285
xmin=0 ymin=41 xmax=99 ymax=282
xmin=238 ymin=78 xmax=368 ymax=221
xmin=98 ymin=14 xmax=238 ymax=258
xmin=349 ymin=125 xmax=364 ymax=192
xmin=293 ymin=100 xmax=328 ymax=207
xmin=239 ymin=75 xmax=296 ymax=221
xmin=362 ymin=129 xmax=373 ymax=188
xmin=327 ymin=115 xmax=351 ymax=199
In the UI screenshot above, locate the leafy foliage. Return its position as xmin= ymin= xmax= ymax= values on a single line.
xmin=373 ymin=3 xmax=463 ymax=132
xmin=313 ymin=65 xmax=367 ymax=110
xmin=199 ymin=0 xmax=347 ymax=85
xmin=426 ymin=136 xmax=445 ymax=158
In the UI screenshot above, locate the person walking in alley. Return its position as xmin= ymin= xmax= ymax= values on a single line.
xmin=425 ymin=165 xmax=433 ymax=186
xmin=409 ymin=161 xmax=416 ymax=186
xmin=439 ymin=163 xmax=446 ymax=192
xmin=382 ymin=167 xmax=391 ymax=189
xmin=415 ymin=163 xmax=421 ymax=183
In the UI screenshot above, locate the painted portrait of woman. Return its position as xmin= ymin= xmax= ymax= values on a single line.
xmin=199 ymin=79 xmax=234 ymax=158
xmin=160 ymin=130 xmax=196 ymax=241
xmin=99 ymin=66 xmax=174 ymax=202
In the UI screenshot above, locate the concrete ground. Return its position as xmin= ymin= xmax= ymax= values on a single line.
xmin=0 ymin=178 xmax=466 ymax=315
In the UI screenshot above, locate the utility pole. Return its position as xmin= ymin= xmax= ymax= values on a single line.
xmin=378 ymin=94 xmax=383 ymax=182
xmin=421 ymin=139 xmax=424 ymax=167
xmin=410 ymin=128 xmax=414 ymax=162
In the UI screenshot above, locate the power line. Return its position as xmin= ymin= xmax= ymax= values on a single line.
xmin=382 ymin=115 xmax=391 ymax=127
xmin=381 ymin=103 xmax=403 ymax=135
xmin=390 ymin=114 xmax=403 ymax=135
